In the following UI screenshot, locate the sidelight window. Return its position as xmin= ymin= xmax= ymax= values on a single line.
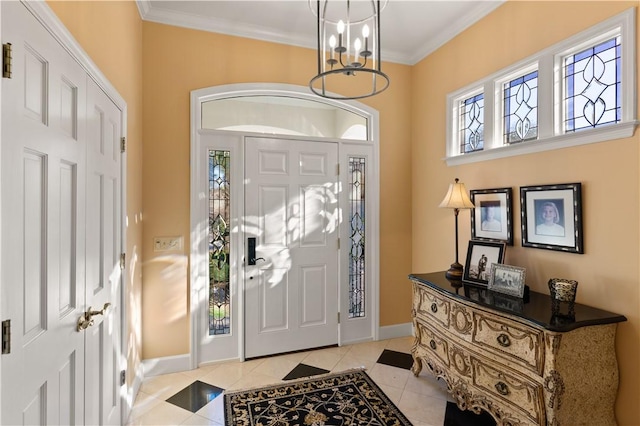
xmin=348 ymin=157 xmax=366 ymax=318
xmin=209 ymin=150 xmax=231 ymax=335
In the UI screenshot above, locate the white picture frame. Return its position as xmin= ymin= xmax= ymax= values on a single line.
xmin=487 ymin=263 xmax=526 ymax=298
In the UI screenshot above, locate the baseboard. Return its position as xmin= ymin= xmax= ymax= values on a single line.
xmin=340 ymin=336 xmax=374 ymax=346
xmin=142 ymin=353 xmax=191 ymax=377
xmin=378 ymin=322 xmax=413 ymax=340
xmin=140 ymin=325 xmax=413 ymax=378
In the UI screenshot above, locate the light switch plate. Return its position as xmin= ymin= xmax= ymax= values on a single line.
xmin=154 ymin=236 xmax=183 ymax=252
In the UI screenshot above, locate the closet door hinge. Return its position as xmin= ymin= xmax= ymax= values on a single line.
xmin=121 ymin=137 xmax=126 ymax=153
xmin=336 ymin=163 xmax=340 ymax=176
xmin=120 ymin=253 xmax=126 ymax=270
xmin=2 ymin=320 xmax=11 ymax=354
xmin=120 ymin=369 xmax=126 ymax=386
xmin=3 ymin=43 xmax=12 ymax=79
xmin=338 ymin=312 xmax=341 ymax=324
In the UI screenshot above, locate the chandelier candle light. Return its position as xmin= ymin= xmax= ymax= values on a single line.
xmin=439 ymin=178 xmax=475 ymax=280
xmin=309 ymin=0 xmax=390 ymax=100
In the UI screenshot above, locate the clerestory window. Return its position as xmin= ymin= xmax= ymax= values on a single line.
xmin=445 ymin=8 xmax=636 ymax=166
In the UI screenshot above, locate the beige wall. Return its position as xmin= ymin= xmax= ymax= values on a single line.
xmin=47 ymin=1 xmax=144 ymax=389
xmin=411 ymin=1 xmax=639 ymax=424
xmin=45 ymin=1 xmax=639 ymax=423
xmin=141 ymin=23 xmax=413 ymax=358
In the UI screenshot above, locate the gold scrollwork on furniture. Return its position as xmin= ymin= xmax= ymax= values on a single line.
xmin=410 ymin=354 xmax=423 ymax=376
xmin=449 ymin=346 xmax=471 ymax=377
xmin=451 ymin=305 xmax=472 ymax=335
xmin=545 ymin=334 xmax=562 ymax=357
xmin=450 ymin=381 xmax=524 ymax=426
xmin=544 ymin=370 xmax=565 ymax=409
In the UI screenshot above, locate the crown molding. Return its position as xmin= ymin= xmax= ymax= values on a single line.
xmin=136 ymin=0 xmax=505 ymax=66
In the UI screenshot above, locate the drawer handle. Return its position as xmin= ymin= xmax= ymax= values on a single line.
xmin=429 ymin=339 xmax=436 ymax=350
xmin=430 ymin=303 xmax=438 ymax=313
xmin=497 ymin=333 xmax=511 ymax=347
xmin=495 ymin=381 xmax=510 ymax=396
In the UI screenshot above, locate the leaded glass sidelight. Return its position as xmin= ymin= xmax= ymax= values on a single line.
xmin=504 ymin=71 xmax=538 ymax=144
xmin=349 ymin=157 xmax=366 ymax=318
xmin=564 ymin=36 xmax=621 ymax=132
xmin=209 ymin=150 xmax=231 ymax=335
xmin=460 ymin=94 xmax=484 ymax=153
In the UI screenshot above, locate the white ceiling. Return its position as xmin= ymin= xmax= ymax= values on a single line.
xmin=136 ymin=0 xmax=505 ymax=65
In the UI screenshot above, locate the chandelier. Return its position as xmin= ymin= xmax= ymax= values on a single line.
xmin=309 ymin=0 xmax=390 ymax=100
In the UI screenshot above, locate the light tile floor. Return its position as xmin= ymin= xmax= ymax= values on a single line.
xmin=127 ymin=337 xmax=452 ymax=426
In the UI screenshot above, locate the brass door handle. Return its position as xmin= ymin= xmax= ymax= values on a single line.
xmin=77 ymin=303 xmax=111 ymax=331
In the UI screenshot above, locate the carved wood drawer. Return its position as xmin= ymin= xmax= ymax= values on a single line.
xmin=415 ymin=321 xmax=450 ymax=368
xmin=472 ymin=356 xmax=545 ymax=425
xmin=414 ymin=284 xmax=450 ymax=329
xmin=472 ymin=310 xmax=544 ymax=375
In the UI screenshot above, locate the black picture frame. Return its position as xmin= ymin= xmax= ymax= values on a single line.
xmin=462 ymin=240 xmax=507 ymax=286
xmin=520 ymin=183 xmax=583 ymax=254
xmin=470 ymin=187 xmax=513 ymax=245
xmin=487 ymin=263 xmax=526 ymax=298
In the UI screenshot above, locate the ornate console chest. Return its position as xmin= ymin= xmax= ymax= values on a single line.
xmin=409 ymin=272 xmax=626 ymax=426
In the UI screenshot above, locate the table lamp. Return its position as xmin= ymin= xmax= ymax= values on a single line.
xmin=439 ymin=178 xmax=474 ymax=280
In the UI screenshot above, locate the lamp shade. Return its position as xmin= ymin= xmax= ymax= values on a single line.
xmin=439 ymin=178 xmax=474 ymax=209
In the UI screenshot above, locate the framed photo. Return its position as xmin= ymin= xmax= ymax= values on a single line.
xmin=487 ymin=263 xmax=526 ymax=298
xmin=470 ymin=187 xmax=513 ymax=245
xmin=520 ymin=183 xmax=583 ymax=253
xmin=462 ymin=240 xmax=506 ymax=285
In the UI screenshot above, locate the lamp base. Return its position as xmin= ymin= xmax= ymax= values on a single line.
xmin=445 ymin=262 xmax=464 ymax=281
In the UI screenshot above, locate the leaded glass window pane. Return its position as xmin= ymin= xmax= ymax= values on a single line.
xmin=460 ymin=94 xmax=484 ymax=153
xmin=504 ymin=71 xmax=538 ymax=143
xmin=349 ymin=157 xmax=365 ymax=318
xmin=564 ymin=36 xmax=621 ymax=132
xmin=209 ymin=150 xmax=231 ymax=335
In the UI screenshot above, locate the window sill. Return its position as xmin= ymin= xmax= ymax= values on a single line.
xmin=445 ymin=121 xmax=639 ymax=167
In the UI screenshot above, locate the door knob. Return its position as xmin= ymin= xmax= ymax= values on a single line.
xmin=77 ymin=302 xmax=111 ymax=331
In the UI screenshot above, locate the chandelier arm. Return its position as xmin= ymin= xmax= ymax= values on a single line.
xmin=338 ymin=51 xmax=349 ymax=69
xmin=316 ymin=0 xmax=322 ymax=76
xmin=376 ymin=0 xmax=382 ymax=71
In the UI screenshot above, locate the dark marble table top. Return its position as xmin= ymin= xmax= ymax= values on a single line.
xmin=409 ymin=271 xmax=627 ymax=332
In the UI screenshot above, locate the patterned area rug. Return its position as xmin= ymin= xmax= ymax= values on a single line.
xmin=224 ymin=369 xmax=412 ymax=426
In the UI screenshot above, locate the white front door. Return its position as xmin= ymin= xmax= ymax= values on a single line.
xmin=244 ymin=137 xmax=339 ymax=358
xmin=1 ymin=2 xmax=122 ymax=424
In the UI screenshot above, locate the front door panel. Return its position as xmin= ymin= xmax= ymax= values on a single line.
xmin=245 ymin=137 xmax=338 ymax=359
